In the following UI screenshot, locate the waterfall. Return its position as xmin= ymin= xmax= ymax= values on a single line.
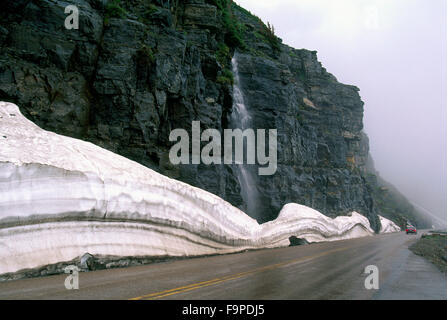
xmin=230 ymin=53 xmax=260 ymax=219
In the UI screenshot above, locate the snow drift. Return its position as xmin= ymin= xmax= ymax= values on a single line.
xmin=379 ymin=216 xmax=401 ymax=233
xmin=0 ymin=101 xmax=399 ymax=275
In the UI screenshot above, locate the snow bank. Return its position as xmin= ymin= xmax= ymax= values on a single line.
xmin=379 ymin=215 xmax=401 ymax=233
xmin=261 ymin=204 xmax=374 ymax=245
xmin=0 ymin=101 xmax=381 ymax=275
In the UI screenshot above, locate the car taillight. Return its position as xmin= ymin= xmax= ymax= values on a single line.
xmin=406 ymin=229 xmax=409 ymax=232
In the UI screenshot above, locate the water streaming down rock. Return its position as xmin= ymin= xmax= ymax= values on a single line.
xmin=230 ymin=53 xmax=261 ymax=219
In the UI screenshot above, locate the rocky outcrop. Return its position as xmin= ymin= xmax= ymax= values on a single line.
xmin=0 ymin=0 xmax=429 ymax=230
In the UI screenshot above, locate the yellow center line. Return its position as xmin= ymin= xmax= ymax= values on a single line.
xmin=130 ymin=245 xmax=353 ymax=300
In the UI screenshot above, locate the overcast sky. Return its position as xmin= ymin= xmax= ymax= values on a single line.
xmin=236 ymin=0 xmax=447 ymax=225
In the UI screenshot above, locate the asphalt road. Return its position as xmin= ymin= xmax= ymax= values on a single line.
xmin=0 ymin=231 xmax=446 ymax=300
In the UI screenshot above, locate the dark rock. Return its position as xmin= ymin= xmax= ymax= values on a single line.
xmin=0 ymin=26 xmax=8 ymax=46
xmin=184 ymin=3 xmax=219 ymax=30
xmin=146 ymin=8 xmax=173 ymax=28
xmin=289 ymin=236 xmax=309 ymax=246
xmin=80 ymin=253 xmax=95 ymax=270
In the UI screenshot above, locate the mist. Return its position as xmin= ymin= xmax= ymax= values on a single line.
xmin=236 ymin=0 xmax=447 ymax=226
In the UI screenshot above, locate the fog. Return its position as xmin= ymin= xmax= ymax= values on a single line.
xmin=236 ymin=0 xmax=447 ymax=226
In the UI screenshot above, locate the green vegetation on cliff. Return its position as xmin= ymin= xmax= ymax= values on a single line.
xmin=217 ymin=68 xmax=234 ymax=85
xmin=208 ymin=0 xmax=245 ymax=49
xmin=231 ymin=2 xmax=281 ymax=55
xmin=105 ymin=0 xmax=127 ymax=19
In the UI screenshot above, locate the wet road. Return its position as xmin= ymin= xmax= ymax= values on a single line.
xmin=0 ymin=231 xmax=446 ymax=300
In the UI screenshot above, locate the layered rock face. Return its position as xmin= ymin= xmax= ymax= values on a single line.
xmin=0 ymin=0 xmax=429 ymax=229
xmin=233 ymin=47 xmax=373 ymax=224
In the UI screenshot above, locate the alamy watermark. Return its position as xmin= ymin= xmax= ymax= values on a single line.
xmin=364 ymin=265 xmax=379 ymax=290
xmin=169 ymin=121 xmax=278 ymax=176
xmin=64 ymin=265 xmax=79 ymax=290
xmin=64 ymin=5 xmax=79 ymax=30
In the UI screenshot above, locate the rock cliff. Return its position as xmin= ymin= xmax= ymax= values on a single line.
xmin=0 ymin=0 xmax=430 ymax=230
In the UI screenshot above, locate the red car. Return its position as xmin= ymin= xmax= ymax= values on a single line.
xmin=406 ymin=226 xmax=417 ymax=234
